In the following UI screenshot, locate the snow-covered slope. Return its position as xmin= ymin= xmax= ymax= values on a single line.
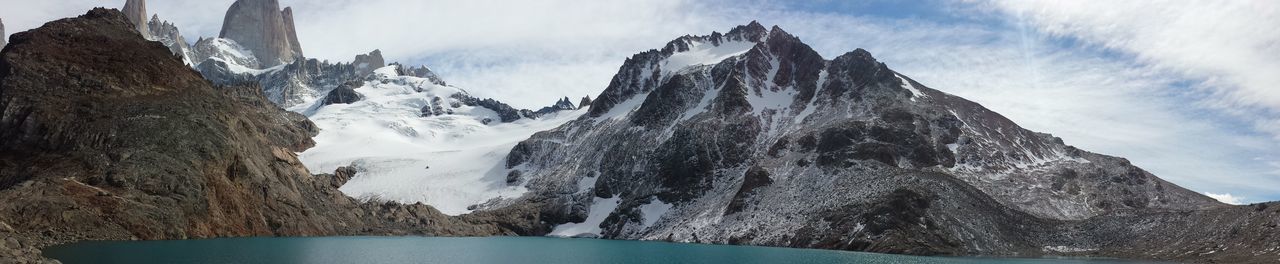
xmin=496 ymin=22 xmax=1223 ymax=253
xmin=296 ymin=66 xmax=585 ymax=215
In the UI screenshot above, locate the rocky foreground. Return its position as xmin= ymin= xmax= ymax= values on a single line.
xmin=0 ymin=9 xmax=537 ymax=263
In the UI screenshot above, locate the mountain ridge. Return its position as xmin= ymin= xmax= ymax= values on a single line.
xmin=494 ymin=22 xmax=1274 ymax=263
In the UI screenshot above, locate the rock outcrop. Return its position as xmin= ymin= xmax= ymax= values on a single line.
xmin=578 ymin=96 xmax=592 ymax=109
xmin=218 ymin=0 xmax=303 ymax=66
xmin=391 ymin=62 xmax=447 ymax=86
xmin=122 ymin=0 xmax=149 ymax=38
xmin=0 ymin=9 xmax=533 ymax=263
xmin=533 ymin=97 xmax=576 ymax=116
xmin=353 ymin=49 xmax=386 ymax=76
xmin=321 ymin=81 xmax=363 ymax=105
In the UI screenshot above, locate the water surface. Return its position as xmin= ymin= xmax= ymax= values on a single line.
xmin=43 ymin=236 xmax=1164 ymax=264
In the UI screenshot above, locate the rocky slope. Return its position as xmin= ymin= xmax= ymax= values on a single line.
xmin=0 ymin=9 xmax=538 ymax=263
xmin=495 ymin=22 xmax=1276 ymax=263
xmin=219 ymin=0 xmax=303 ymax=66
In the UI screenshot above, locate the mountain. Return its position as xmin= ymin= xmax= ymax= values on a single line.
xmin=488 ymin=22 xmax=1278 ymax=262
xmin=0 ymin=9 xmax=536 ymax=263
xmin=1 ymin=18 xmax=6 ymax=48
xmin=122 ymin=0 xmax=149 ymax=38
xmin=218 ymin=0 xmax=303 ymax=66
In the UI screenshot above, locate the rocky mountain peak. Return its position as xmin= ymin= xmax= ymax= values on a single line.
xmin=1 ymin=18 xmax=6 ymax=48
xmin=147 ymin=14 xmax=196 ymax=65
xmin=578 ymin=96 xmax=592 ymax=110
xmin=122 ymin=0 xmax=149 ymax=38
xmin=724 ymin=20 xmax=769 ymax=42
xmin=219 ymin=0 xmax=304 ymax=66
xmin=353 ymin=49 xmax=386 ymax=76
xmin=826 ymin=48 xmax=900 ymax=94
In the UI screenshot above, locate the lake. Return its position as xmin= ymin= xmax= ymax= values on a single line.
xmin=43 ymin=236 xmax=1164 ymax=264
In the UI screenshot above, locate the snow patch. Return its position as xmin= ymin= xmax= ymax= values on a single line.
xmin=793 ymin=70 xmax=827 ymax=123
xmin=637 ymin=197 xmax=673 ymax=228
xmin=662 ymin=40 xmax=756 ymax=75
xmin=897 ymin=74 xmax=925 ymax=101
xmin=594 ymin=92 xmax=650 ymax=121
xmin=548 ymin=196 xmax=621 ymax=238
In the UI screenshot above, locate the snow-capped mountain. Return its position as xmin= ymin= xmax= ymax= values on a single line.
xmin=115 ymin=0 xmax=588 ymax=215
xmin=494 ymin=22 xmax=1224 ymax=253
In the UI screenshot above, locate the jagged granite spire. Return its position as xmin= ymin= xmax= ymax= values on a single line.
xmin=1 ymin=18 xmax=6 ymax=48
xmin=281 ymin=7 xmax=303 ymax=58
xmin=147 ymin=14 xmax=194 ymax=64
xmin=122 ymin=0 xmax=150 ymax=39
xmin=219 ymin=0 xmax=304 ymax=66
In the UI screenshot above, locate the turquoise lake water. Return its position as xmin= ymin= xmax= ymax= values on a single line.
xmin=42 ymin=236 xmax=1166 ymax=264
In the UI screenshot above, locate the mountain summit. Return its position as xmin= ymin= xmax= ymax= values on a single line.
xmin=218 ymin=0 xmax=304 ymax=66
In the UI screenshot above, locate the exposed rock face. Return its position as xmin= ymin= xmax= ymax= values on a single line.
xmin=0 ymin=9 xmax=533 ymax=263
xmin=497 ymin=22 xmax=1275 ymax=263
xmin=391 ymin=62 xmax=447 ymax=86
xmin=219 ymin=0 xmax=303 ymax=66
xmin=147 ymin=15 xmax=195 ymax=65
xmin=578 ymin=96 xmax=592 ymax=109
xmin=1 ymin=18 xmax=7 ymax=48
xmin=353 ymin=49 xmax=386 ymax=76
xmin=122 ymin=0 xmax=149 ymax=38
xmin=321 ymin=81 xmax=363 ymax=105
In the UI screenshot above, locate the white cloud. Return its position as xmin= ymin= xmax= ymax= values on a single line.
xmin=983 ymin=0 xmax=1280 ymax=138
xmin=1204 ymin=192 xmax=1246 ymax=205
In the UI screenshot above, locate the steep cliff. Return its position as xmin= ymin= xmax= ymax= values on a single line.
xmin=121 ymin=0 xmax=149 ymax=39
xmin=218 ymin=0 xmax=303 ymax=66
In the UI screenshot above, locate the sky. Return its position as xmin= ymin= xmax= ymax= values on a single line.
xmin=2 ymin=0 xmax=1278 ymax=204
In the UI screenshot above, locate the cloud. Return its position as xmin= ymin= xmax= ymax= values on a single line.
xmin=983 ymin=1 xmax=1280 ymax=138
xmin=1204 ymin=192 xmax=1247 ymax=205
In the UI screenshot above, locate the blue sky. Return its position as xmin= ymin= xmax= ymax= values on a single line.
xmin=3 ymin=0 xmax=1278 ymax=203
